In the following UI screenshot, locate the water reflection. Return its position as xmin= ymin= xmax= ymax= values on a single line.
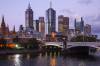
xmin=0 ymin=52 xmax=100 ymax=66
xmin=14 ymin=54 xmax=21 ymax=66
xmin=50 ymin=57 xmax=57 ymax=66
xmin=26 ymin=54 xmax=30 ymax=60
xmin=78 ymin=61 xmax=86 ymax=66
xmin=49 ymin=52 xmax=57 ymax=66
xmin=8 ymin=54 xmax=21 ymax=66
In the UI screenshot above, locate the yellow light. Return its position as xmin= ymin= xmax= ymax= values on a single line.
xmin=16 ymin=45 xmax=19 ymax=48
xmin=51 ymin=32 xmax=56 ymax=38
xmin=50 ymin=57 xmax=57 ymax=66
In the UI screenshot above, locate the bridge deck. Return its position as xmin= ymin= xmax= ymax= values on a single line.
xmin=44 ymin=42 xmax=100 ymax=49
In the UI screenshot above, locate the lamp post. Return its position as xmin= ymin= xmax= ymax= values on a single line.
xmin=62 ymin=37 xmax=67 ymax=49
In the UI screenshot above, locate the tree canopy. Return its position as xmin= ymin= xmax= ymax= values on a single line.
xmin=70 ymin=35 xmax=97 ymax=42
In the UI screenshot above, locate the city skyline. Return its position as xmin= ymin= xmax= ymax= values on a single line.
xmin=0 ymin=0 xmax=100 ymax=38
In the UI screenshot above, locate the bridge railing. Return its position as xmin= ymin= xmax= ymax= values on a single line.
xmin=44 ymin=42 xmax=100 ymax=49
xmin=67 ymin=42 xmax=100 ymax=47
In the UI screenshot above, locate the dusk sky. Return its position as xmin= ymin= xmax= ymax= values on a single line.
xmin=0 ymin=0 xmax=100 ymax=38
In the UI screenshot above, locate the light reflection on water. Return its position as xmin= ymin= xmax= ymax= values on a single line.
xmin=14 ymin=54 xmax=21 ymax=66
xmin=50 ymin=57 xmax=57 ymax=66
xmin=78 ymin=61 xmax=86 ymax=66
xmin=50 ymin=52 xmax=57 ymax=66
xmin=0 ymin=52 xmax=100 ymax=66
xmin=8 ymin=54 xmax=21 ymax=66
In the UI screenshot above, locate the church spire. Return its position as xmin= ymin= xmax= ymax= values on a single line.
xmin=13 ymin=25 xmax=16 ymax=32
xmin=1 ymin=15 xmax=6 ymax=27
xmin=7 ymin=24 xmax=9 ymax=33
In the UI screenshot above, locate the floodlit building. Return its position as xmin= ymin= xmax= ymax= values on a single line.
xmin=84 ymin=24 xmax=91 ymax=36
xmin=58 ymin=15 xmax=69 ymax=36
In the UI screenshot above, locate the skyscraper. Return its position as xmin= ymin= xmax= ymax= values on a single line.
xmin=58 ymin=15 xmax=69 ymax=36
xmin=46 ymin=2 xmax=56 ymax=34
xmin=39 ymin=17 xmax=45 ymax=33
xmin=35 ymin=20 xmax=39 ymax=32
xmin=63 ymin=17 xmax=69 ymax=36
xmin=58 ymin=15 xmax=64 ymax=33
xmin=25 ymin=3 xmax=34 ymax=29
xmin=75 ymin=17 xmax=84 ymax=35
xmin=84 ymin=24 xmax=91 ymax=36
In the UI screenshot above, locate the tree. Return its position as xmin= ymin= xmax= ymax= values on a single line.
xmin=18 ymin=38 xmax=41 ymax=49
xmin=27 ymin=38 xmax=39 ymax=49
xmin=70 ymin=35 xmax=96 ymax=42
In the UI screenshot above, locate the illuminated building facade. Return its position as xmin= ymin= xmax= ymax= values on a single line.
xmin=0 ymin=16 xmax=17 ymax=44
xmin=39 ymin=17 xmax=45 ymax=33
xmin=84 ymin=24 xmax=91 ymax=36
xmin=58 ymin=15 xmax=69 ymax=36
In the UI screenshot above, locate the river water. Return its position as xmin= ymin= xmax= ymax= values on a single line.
xmin=0 ymin=51 xmax=100 ymax=66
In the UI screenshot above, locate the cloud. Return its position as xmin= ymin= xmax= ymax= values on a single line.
xmin=85 ymin=14 xmax=100 ymax=24
xmin=59 ymin=9 xmax=78 ymax=18
xmin=61 ymin=9 xmax=74 ymax=14
xmin=78 ymin=0 xmax=93 ymax=5
xmin=59 ymin=9 xmax=75 ymax=17
xmin=92 ymin=14 xmax=100 ymax=21
xmin=92 ymin=25 xmax=100 ymax=33
xmin=92 ymin=25 xmax=100 ymax=38
xmin=84 ymin=14 xmax=100 ymax=38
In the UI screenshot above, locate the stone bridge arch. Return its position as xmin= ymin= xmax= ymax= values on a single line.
xmin=42 ymin=42 xmax=63 ymax=52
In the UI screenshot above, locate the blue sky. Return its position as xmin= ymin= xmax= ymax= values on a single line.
xmin=0 ymin=0 xmax=100 ymax=38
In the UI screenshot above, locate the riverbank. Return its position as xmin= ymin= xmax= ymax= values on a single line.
xmin=0 ymin=49 xmax=41 ymax=54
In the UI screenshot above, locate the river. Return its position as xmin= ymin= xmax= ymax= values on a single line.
xmin=0 ymin=51 xmax=100 ymax=66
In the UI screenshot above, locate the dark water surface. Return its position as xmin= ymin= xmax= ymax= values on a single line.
xmin=0 ymin=51 xmax=100 ymax=66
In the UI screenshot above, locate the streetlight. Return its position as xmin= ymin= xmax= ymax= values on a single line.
xmin=62 ymin=37 xmax=67 ymax=49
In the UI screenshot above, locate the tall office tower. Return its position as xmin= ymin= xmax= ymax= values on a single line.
xmin=35 ymin=20 xmax=39 ymax=32
xmin=84 ymin=24 xmax=91 ymax=36
xmin=39 ymin=17 xmax=45 ymax=33
xmin=58 ymin=15 xmax=69 ymax=36
xmin=75 ymin=17 xmax=84 ymax=35
xmin=46 ymin=2 xmax=56 ymax=34
xmin=63 ymin=17 xmax=69 ymax=36
xmin=25 ymin=3 xmax=34 ymax=29
xmin=58 ymin=15 xmax=64 ymax=33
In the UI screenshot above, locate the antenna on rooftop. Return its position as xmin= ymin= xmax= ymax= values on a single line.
xmin=50 ymin=0 xmax=52 ymax=8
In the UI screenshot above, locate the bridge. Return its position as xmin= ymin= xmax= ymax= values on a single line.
xmin=44 ymin=42 xmax=63 ymax=48
xmin=43 ymin=42 xmax=100 ymax=48
xmin=42 ymin=42 xmax=100 ymax=54
xmin=42 ymin=42 xmax=63 ymax=52
xmin=67 ymin=42 xmax=100 ymax=49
